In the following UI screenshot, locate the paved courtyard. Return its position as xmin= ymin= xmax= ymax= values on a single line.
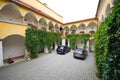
xmin=0 ymin=51 xmax=100 ymax=80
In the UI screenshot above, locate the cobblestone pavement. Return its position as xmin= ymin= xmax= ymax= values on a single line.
xmin=0 ymin=51 xmax=100 ymax=80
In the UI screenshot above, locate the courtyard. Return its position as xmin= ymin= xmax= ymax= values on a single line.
xmin=0 ymin=51 xmax=99 ymax=80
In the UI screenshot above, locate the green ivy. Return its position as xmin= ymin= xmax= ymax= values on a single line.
xmin=25 ymin=28 xmax=61 ymax=58
xmin=94 ymin=1 xmax=120 ymax=79
xmin=81 ymin=34 xmax=90 ymax=49
xmin=25 ymin=28 xmax=39 ymax=58
xmin=66 ymin=34 xmax=90 ymax=50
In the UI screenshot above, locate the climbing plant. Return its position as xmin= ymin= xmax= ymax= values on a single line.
xmin=25 ymin=28 xmax=39 ymax=58
xmin=66 ymin=34 xmax=90 ymax=49
xmin=94 ymin=1 xmax=120 ymax=79
xmin=25 ymin=28 xmax=61 ymax=58
xmin=81 ymin=34 xmax=90 ymax=49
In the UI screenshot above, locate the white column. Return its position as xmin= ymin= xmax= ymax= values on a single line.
xmin=89 ymin=39 xmax=94 ymax=52
xmin=67 ymin=39 xmax=70 ymax=47
xmin=55 ymin=44 xmax=58 ymax=50
xmin=44 ymin=46 xmax=49 ymax=53
xmin=46 ymin=25 xmax=49 ymax=31
xmin=0 ymin=41 xmax=3 ymax=66
xmin=62 ymin=38 xmax=66 ymax=45
xmin=86 ymin=41 xmax=89 ymax=52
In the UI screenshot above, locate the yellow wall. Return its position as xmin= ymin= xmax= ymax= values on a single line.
xmin=0 ymin=0 xmax=63 ymax=25
xmin=11 ymin=1 xmax=50 ymax=22
xmin=0 ymin=22 xmax=27 ymax=39
xmin=14 ymin=1 xmax=63 ymax=25
xmin=0 ymin=0 xmax=11 ymax=6
xmin=0 ymin=0 xmax=98 ymax=40
xmin=63 ymin=19 xmax=98 ymax=28
xmin=96 ymin=0 xmax=113 ymax=24
xmin=20 ymin=0 xmax=63 ymax=22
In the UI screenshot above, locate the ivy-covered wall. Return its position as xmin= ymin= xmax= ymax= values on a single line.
xmin=94 ymin=1 xmax=120 ymax=80
xmin=25 ymin=28 xmax=61 ymax=58
xmin=66 ymin=34 xmax=90 ymax=49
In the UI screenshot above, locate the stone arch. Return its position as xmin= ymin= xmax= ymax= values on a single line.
xmin=48 ymin=21 xmax=54 ymax=32
xmin=105 ymin=4 xmax=111 ymax=18
xmin=3 ymin=35 xmax=25 ymax=60
xmin=24 ymin=11 xmax=38 ymax=26
xmin=63 ymin=26 xmax=69 ymax=34
xmin=78 ymin=23 xmax=86 ymax=34
xmin=0 ymin=3 xmax=23 ymax=24
xmin=70 ymin=25 xmax=77 ymax=34
xmin=55 ymin=24 xmax=60 ymax=32
xmin=39 ymin=17 xmax=47 ymax=30
xmin=86 ymin=22 xmax=97 ymax=34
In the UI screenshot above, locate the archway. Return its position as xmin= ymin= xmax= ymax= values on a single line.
xmin=55 ymin=24 xmax=60 ymax=32
xmin=3 ymin=35 xmax=25 ymax=60
xmin=39 ymin=17 xmax=47 ymax=30
xmin=86 ymin=22 xmax=97 ymax=33
xmin=48 ymin=21 xmax=54 ymax=32
xmin=24 ymin=12 xmax=38 ymax=27
xmin=0 ymin=3 xmax=23 ymax=24
xmin=70 ymin=25 xmax=77 ymax=34
xmin=78 ymin=23 xmax=86 ymax=34
xmin=63 ymin=26 xmax=69 ymax=34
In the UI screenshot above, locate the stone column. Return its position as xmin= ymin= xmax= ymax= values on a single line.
xmin=44 ymin=46 xmax=49 ymax=53
xmin=62 ymin=38 xmax=66 ymax=45
xmin=55 ymin=44 xmax=58 ymax=50
xmin=89 ymin=39 xmax=94 ymax=52
xmin=46 ymin=25 xmax=49 ymax=31
xmin=67 ymin=39 xmax=70 ymax=47
xmin=0 ymin=41 xmax=3 ymax=66
xmin=86 ymin=41 xmax=89 ymax=52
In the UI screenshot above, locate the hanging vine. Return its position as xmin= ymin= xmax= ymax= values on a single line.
xmin=25 ymin=28 xmax=61 ymax=59
xmin=66 ymin=34 xmax=90 ymax=50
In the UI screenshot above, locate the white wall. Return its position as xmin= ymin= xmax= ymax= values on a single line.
xmin=3 ymin=35 xmax=25 ymax=59
xmin=0 ymin=41 xmax=3 ymax=66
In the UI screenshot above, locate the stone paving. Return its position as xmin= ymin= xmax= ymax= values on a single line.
xmin=0 ymin=51 xmax=100 ymax=80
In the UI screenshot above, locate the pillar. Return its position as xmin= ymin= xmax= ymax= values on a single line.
xmin=67 ymin=39 xmax=70 ymax=47
xmin=46 ymin=25 xmax=49 ymax=31
xmin=62 ymin=38 xmax=66 ymax=45
xmin=44 ymin=46 xmax=49 ymax=53
xmin=89 ymin=39 xmax=94 ymax=52
xmin=55 ymin=44 xmax=58 ymax=50
xmin=0 ymin=41 xmax=3 ymax=66
xmin=86 ymin=41 xmax=89 ymax=52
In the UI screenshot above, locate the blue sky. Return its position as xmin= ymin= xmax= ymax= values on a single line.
xmin=39 ymin=0 xmax=99 ymax=23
